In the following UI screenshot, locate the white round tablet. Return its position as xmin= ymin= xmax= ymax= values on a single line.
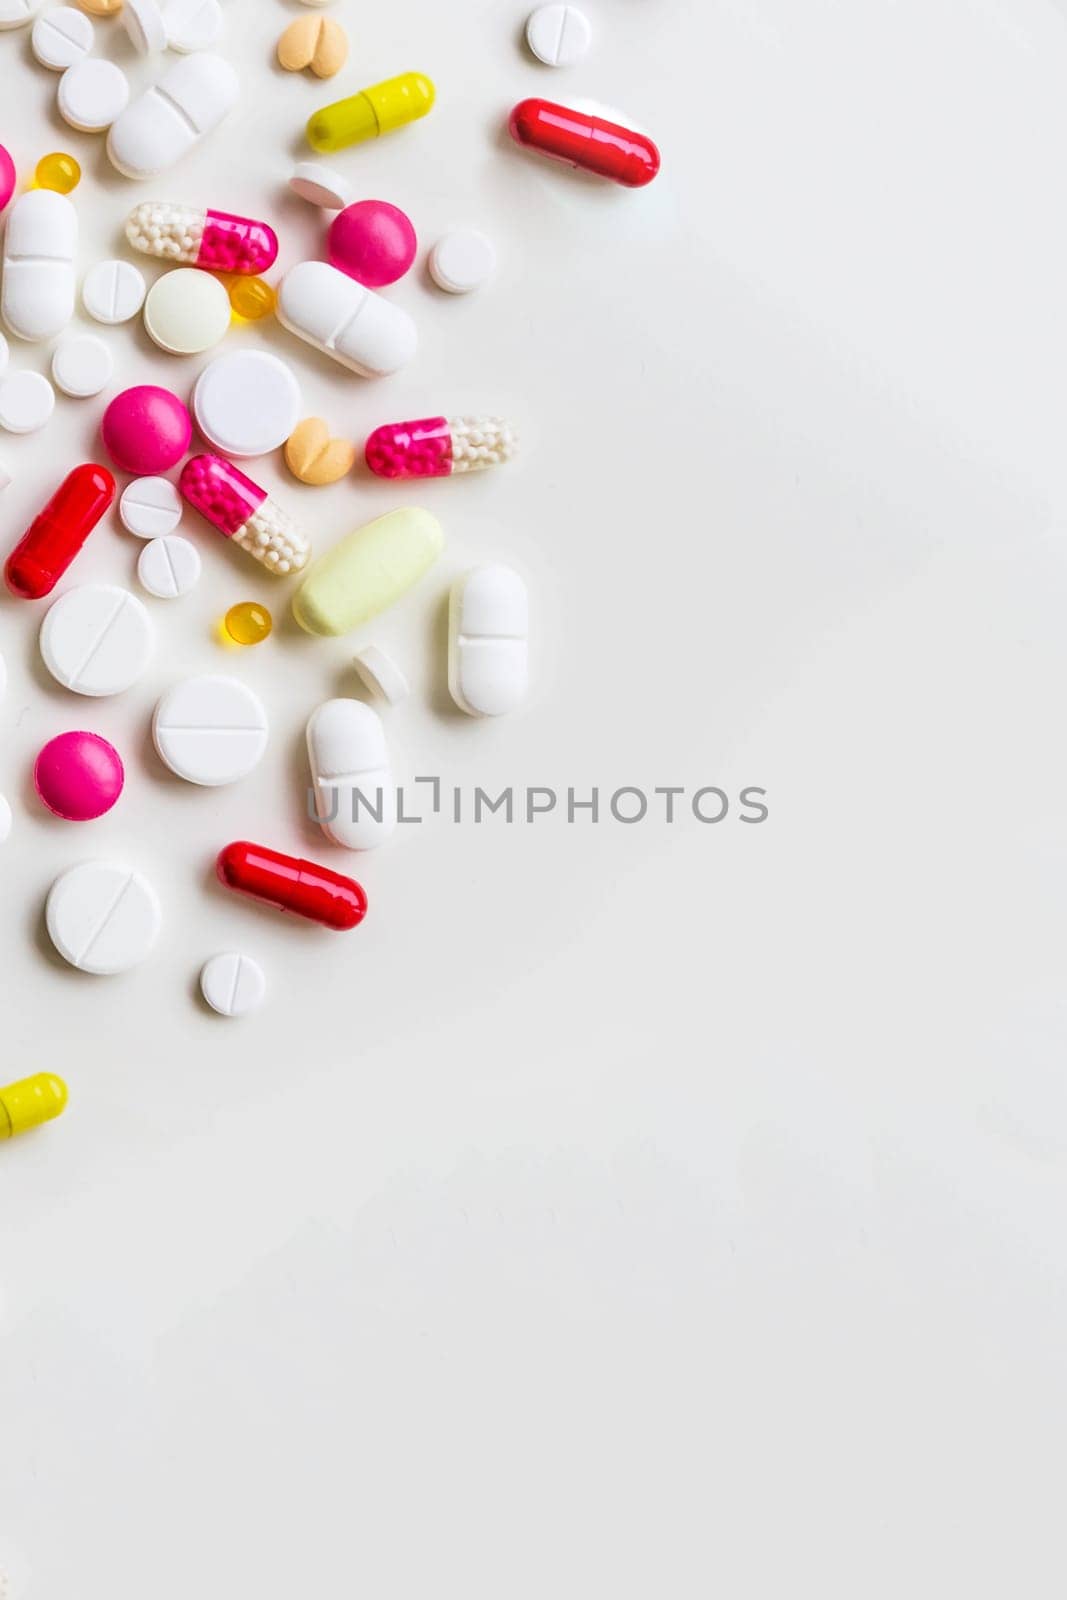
xmin=82 ymin=259 xmax=146 ymax=325
xmin=161 ymin=0 xmax=221 ymax=52
xmin=0 ymin=371 xmax=54 ymax=434
xmin=57 ymin=58 xmax=130 ymax=132
xmin=525 ymin=3 xmax=591 ymax=65
xmin=122 ymin=0 xmax=165 ymax=54
xmin=143 ymin=267 xmax=231 ymax=355
xmin=137 ymin=534 xmax=201 ymax=598
xmin=153 ymin=674 xmax=268 ymax=786
xmin=428 ymin=230 xmax=497 ymax=295
xmin=200 ymin=952 xmax=266 ymax=1017
xmin=120 ymin=475 xmax=181 ymax=538
xmin=32 ymin=5 xmax=93 ymax=68
xmin=0 ymin=0 xmax=42 ymax=28
xmin=0 ymin=795 xmax=11 ymax=844
xmin=46 ymin=861 xmax=161 ymax=976
xmin=40 ymin=584 xmax=154 ymax=697
xmin=289 ymin=162 xmax=353 ymax=210
xmin=51 ymin=334 xmax=114 ymax=398
xmin=192 ymin=351 xmax=301 ymax=459
xmin=353 ymin=644 xmax=410 ymax=705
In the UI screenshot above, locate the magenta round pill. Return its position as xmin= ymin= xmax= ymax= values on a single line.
xmin=0 ymin=145 xmax=14 ymax=214
xmin=327 ymin=200 xmax=417 ymax=289
xmin=101 ymin=385 xmax=192 ymax=475
xmin=34 ymin=731 xmax=124 ymax=821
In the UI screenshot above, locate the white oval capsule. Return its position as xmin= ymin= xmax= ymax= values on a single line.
xmin=107 ymin=52 xmax=239 ymax=179
xmin=448 ymin=564 xmax=529 ymax=717
xmin=1 ymin=191 xmax=77 ymax=342
xmin=306 ymin=699 xmax=396 ymax=851
xmin=275 ymin=260 xmax=416 ymax=378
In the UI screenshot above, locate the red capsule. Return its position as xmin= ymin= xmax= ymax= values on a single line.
xmin=5 ymin=463 xmax=116 ymax=600
xmin=216 ymin=841 xmax=367 ymax=931
xmin=508 ymin=98 xmax=660 ymax=188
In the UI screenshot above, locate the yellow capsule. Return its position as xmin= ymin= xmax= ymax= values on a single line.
xmin=0 ymin=1073 xmax=68 ymax=1140
xmin=35 ymin=151 xmax=81 ymax=195
xmin=229 ymin=276 xmax=277 ymax=321
xmin=307 ymin=72 xmax=435 ymax=154
xmin=225 ymin=601 xmax=272 ymax=646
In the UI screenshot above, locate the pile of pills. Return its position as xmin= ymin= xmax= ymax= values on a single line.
xmin=0 ymin=0 xmax=660 ymax=1136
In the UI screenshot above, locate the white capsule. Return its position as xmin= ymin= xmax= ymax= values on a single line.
xmin=448 ymin=564 xmax=529 ymax=717
xmin=307 ymin=699 xmax=395 ymax=851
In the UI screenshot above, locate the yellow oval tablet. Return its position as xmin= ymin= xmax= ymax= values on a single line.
xmin=292 ymin=508 xmax=443 ymax=636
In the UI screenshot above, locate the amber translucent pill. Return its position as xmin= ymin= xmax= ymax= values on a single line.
xmin=229 ymin=277 xmax=276 ymax=321
xmin=35 ymin=152 xmax=81 ymax=195
xmin=225 ymin=602 xmax=272 ymax=645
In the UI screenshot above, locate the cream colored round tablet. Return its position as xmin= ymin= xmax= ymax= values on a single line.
xmin=57 ymin=57 xmax=129 ymax=130
xmin=429 ymin=230 xmax=496 ymax=294
xmin=143 ymin=267 xmax=231 ymax=355
xmin=525 ymin=4 xmax=591 ymax=65
xmin=51 ymin=334 xmax=113 ymax=398
xmin=137 ymin=534 xmax=200 ymax=598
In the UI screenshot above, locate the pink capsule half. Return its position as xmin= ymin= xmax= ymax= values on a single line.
xmin=365 ymin=415 xmax=517 ymax=480
xmin=179 ymin=455 xmax=311 ymax=575
xmin=125 ymin=203 xmax=278 ymax=275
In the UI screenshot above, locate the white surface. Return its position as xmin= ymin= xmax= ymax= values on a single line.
xmin=428 ymin=227 xmax=496 ymax=294
xmin=39 ymin=583 xmax=154 ymax=695
xmin=82 ymin=257 xmax=146 ymax=324
xmin=0 ymin=791 xmax=10 ymax=843
xmin=143 ymin=266 xmax=230 ymax=354
xmin=0 ymin=370 xmax=53 ymax=434
xmin=30 ymin=6 xmax=94 ymax=70
xmin=192 ymin=348 xmax=300 ymax=456
xmin=51 ymin=332 xmax=114 ymax=397
xmin=4 ymin=3 xmax=1067 ymax=1597
xmin=119 ymin=474 xmax=182 ymax=537
xmin=525 ymin=3 xmax=591 ymax=66
xmin=306 ymin=696 xmax=395 ymax=849
xmin=45 ymin=860 xmax=161 ymax=973
xmin=199 ymin=949 xmax=266 ymax=1015
xmin=136 ymin=533 xmax=201 ymax=597
xmin=152 ymin=672 xmax=268 ymax=784
xmin=57 ymin=57 xmax=130 ymax=132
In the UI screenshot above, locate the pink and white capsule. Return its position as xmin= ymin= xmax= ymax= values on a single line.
xmin=125 ymin=202 xmax=278 ymax=275
xmin=364 ymin=416 xmax=517 ymax=480
xmin=179 ymin=454 xmax=310 ymax=575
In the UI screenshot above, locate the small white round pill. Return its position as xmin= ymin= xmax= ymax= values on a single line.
xmin=353 ymin=645 xmax=410 ymax=706
xmin=51 ymin=334 xmax=114 ymax=398
xmin=200 ymin=952 xmax=266 ymax=1017
xmin=289 ymin=162 xmax=353 ymax=210
xmin=32 ymin=5 xmax=93 ymax=68
xmin=192 ymin=350 xmax=301 ymax=459
xmin=0 ymin=0 xmax=42 ymax=28
xmin=153 ymin=674 xmax=269 ymax=786
xmin=122 ymin=0 xmax=165 ymax=54
xmin=0 ymin=371 xmax=54 ymax=434
xmin=428 ymin=230 xmax=497 ymax=295
xmin=82 ymin=259 xmax=146 ymax=325
xmin=57 ymin=58 xmax=130 ymax=132
xmin=161 ymin=0 xmax=221 ymax=52
xmin=120 ymin=476 xmax=182 ymax=538
xmin=40 ymin=584 xmax=154 ymax=697
xmin=0 ymin=795 xmax=11 ymax=844
xmin=137 ymin=535 xmax=201 ymax=598
xmin=525 ymin=3 xmax=591 ymax=65
xmin=46 ymin=861 xmax=161 ymax=976
xmin=144 ymin=267 xmax=231 ymax=356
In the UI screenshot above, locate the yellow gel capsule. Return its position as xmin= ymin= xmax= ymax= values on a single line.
xmin=229 ymin=276 xmax=276 ymax=321
xmin=225 ymin=601 xmax=272 ymax=645
xmin=35 ymin=152 xmax=81 ymax=195
xmin=307 ymin=72 xmax=435 ymax=154
xmin=0 ymin=1073 xmax=68 ymax=1140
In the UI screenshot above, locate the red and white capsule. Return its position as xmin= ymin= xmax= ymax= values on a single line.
xmin=365 ymin=416 xmax=517 ymax=480
xmin=125 ymin=202 xmax=278 ymax=275
xmin=179 ymin=454 xmax=311 ymax=575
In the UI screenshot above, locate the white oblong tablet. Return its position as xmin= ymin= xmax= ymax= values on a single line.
xmin=448 ymin=564 xmax=529 ymax=717
xmin=52 ymin=333 xmax=114 ymax=397
xmin=429 ymin=230 xmax=496 ymax=295
xmin=82 ymin=259 xmax=147 ymax=324
xmin=107 ymin=52 xmax=239 ymax=179
xmin=0 ymin=793 xmax=11 ymax=844
xmin=161 ymin=0 xmax=221 ymax=53
xmin=144 ymin=266 xmax=230 ymax=355
xmin=32 ymin=5 xmax=94 ymax=68
xmin=122 ymin=0 xmax=165 ymax=54
xmin=192 ymin=350 xmax=301 ymax=458
xmin=289 ymin=162 xmax=352 ymax=210
xmin=46 ymin=861 xmax=161 ymax=975
xmin=200 ymin=951 xmax=265 ymax=1017
xmin=137 ymin=534 xmax=200 ymax=597
xmin=120 ymin=475 xmax=181 ymax=537
xmin=0 ymin=371 xmax=54 ymax=433
xmin=353 ymin=644 xmax=409 ymax=706
xmin=58 ymin=58 xmax=130 ymax=131
xmin=307 ymin=698 xmax=395 ymax=851
xmin=40 ymin=584 xmax=154 ymax=697
xmin=0 ymin=0 xmax=42 ymax=28
xmin=275 ymin=260 xmax=416 ymax=379
xmin=2 ymin=191 xmax=77 ymax=343
xmin=525 ymin=3 xmax=591 ymax=65
xmin=153 ymin=673 xmax=268 ymax=786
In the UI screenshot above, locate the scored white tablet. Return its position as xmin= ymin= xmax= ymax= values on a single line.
xmin=120 ymin=475 xmax=182 ymax=538
xmin=40 ymin=584 xmax=154 ymax=696
xmin=137 ymin=535 xmax=201 ymax=598
xmin=153 ymin=674 xmax=268 ymax=785
xmin=46 ymin=861 xmax=161 ymax=975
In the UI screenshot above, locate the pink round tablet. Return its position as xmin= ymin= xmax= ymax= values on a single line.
xmin=0 ymin=146 xmax=14 ymax=214
xmin=101 ymin=385 xmax=192 ymax=475
xmin=34 ymin=731 xmax=124 ymax=822
xmin=327 ymin=200 xmax=417 ymax=289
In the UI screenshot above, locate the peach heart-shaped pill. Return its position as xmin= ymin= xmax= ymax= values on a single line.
xmin=284 ymin=418 xmax=356 ymax=486
xmin=276 ymin=14 xmax=348 ymax=78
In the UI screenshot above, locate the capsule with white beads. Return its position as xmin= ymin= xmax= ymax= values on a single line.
xmin=125 ymin=202 xmax=278 ymax=275
xmin=365 ymin=416 xmax=517 ymax=480
xmin=180 ymin=454 xmax=311 ymax=575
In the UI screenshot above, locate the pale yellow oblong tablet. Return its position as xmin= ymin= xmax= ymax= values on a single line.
xmin=292 ymin=507 xmax=443 ymax=637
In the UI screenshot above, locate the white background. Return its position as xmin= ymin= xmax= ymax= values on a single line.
xmin=2 ymin=0 xmax=1067 ymax=1594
